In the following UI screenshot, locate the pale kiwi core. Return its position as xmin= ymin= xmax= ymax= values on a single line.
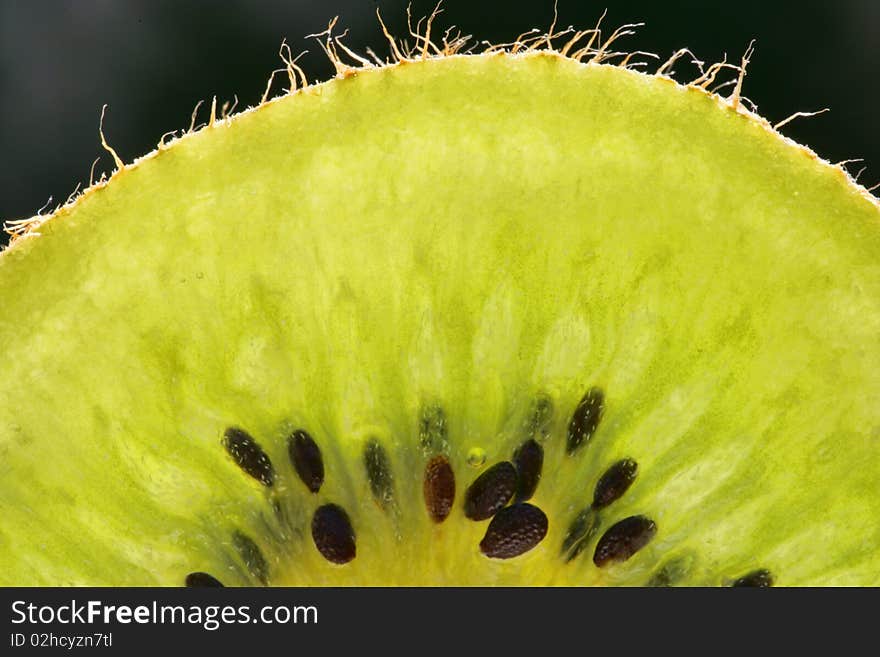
xmin=0 ymin=52 xmax=878 ymax=586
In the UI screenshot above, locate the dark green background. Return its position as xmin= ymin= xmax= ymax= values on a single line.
xmin=1 ymin=0 xmax=877 ymax=245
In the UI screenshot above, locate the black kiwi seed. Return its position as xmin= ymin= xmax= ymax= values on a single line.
xmin=232 ymin=531 xmax=270 ymax=585
xmin=463 ymin=461 xmax=518 ymax=521
xmin=222 ymin=427 xmax=275 ymax=487
xmin=732 ymin=569 xmax=774 ymax=587
xmin=312 ymin=503 xmax=356 ymax=565
xmin=419 ymin=403 xmax=448 ymax=453
xmin=288 ymin=429 xmax=324 ymax=493
xmin=593 ymin=515 xmax=657 ymax=567
xmin=364 ymin=438 xmax=395 ymax=510
xmin=513 ymin=439 xmax=544 ymax=502
xmin=185 ymin=572 xmax=224 ymax=587
xmin=480 ymin=503 xmax=549 ymax=559
xmin=424 ymin=455 xmax=456 ymax=523
xmin=592 ymin=458 xmax=638 ymax=509
xmin=566 ymin=387 xmax=605 ymax=455
xmin=560 ymin=507 xmax=599 ymax=562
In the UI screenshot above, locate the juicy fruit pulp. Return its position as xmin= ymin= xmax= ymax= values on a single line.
xmin=0 ymin=51 xmax=879 ymax=586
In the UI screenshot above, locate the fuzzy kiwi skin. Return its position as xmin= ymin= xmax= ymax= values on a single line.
xmin=0 ymin=50 xmax=878 ymax=586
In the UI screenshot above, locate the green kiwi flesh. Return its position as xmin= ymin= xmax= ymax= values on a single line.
xmin=1 ymin=50 xmax=879 ymax=586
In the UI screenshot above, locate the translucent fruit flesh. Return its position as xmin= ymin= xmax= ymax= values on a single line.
xmin=0 ymin=53 xmax=878 ymax=586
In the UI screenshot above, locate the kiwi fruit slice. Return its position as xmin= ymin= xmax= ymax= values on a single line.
xmin=1 ymin=21 xmax=879 ymax=587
